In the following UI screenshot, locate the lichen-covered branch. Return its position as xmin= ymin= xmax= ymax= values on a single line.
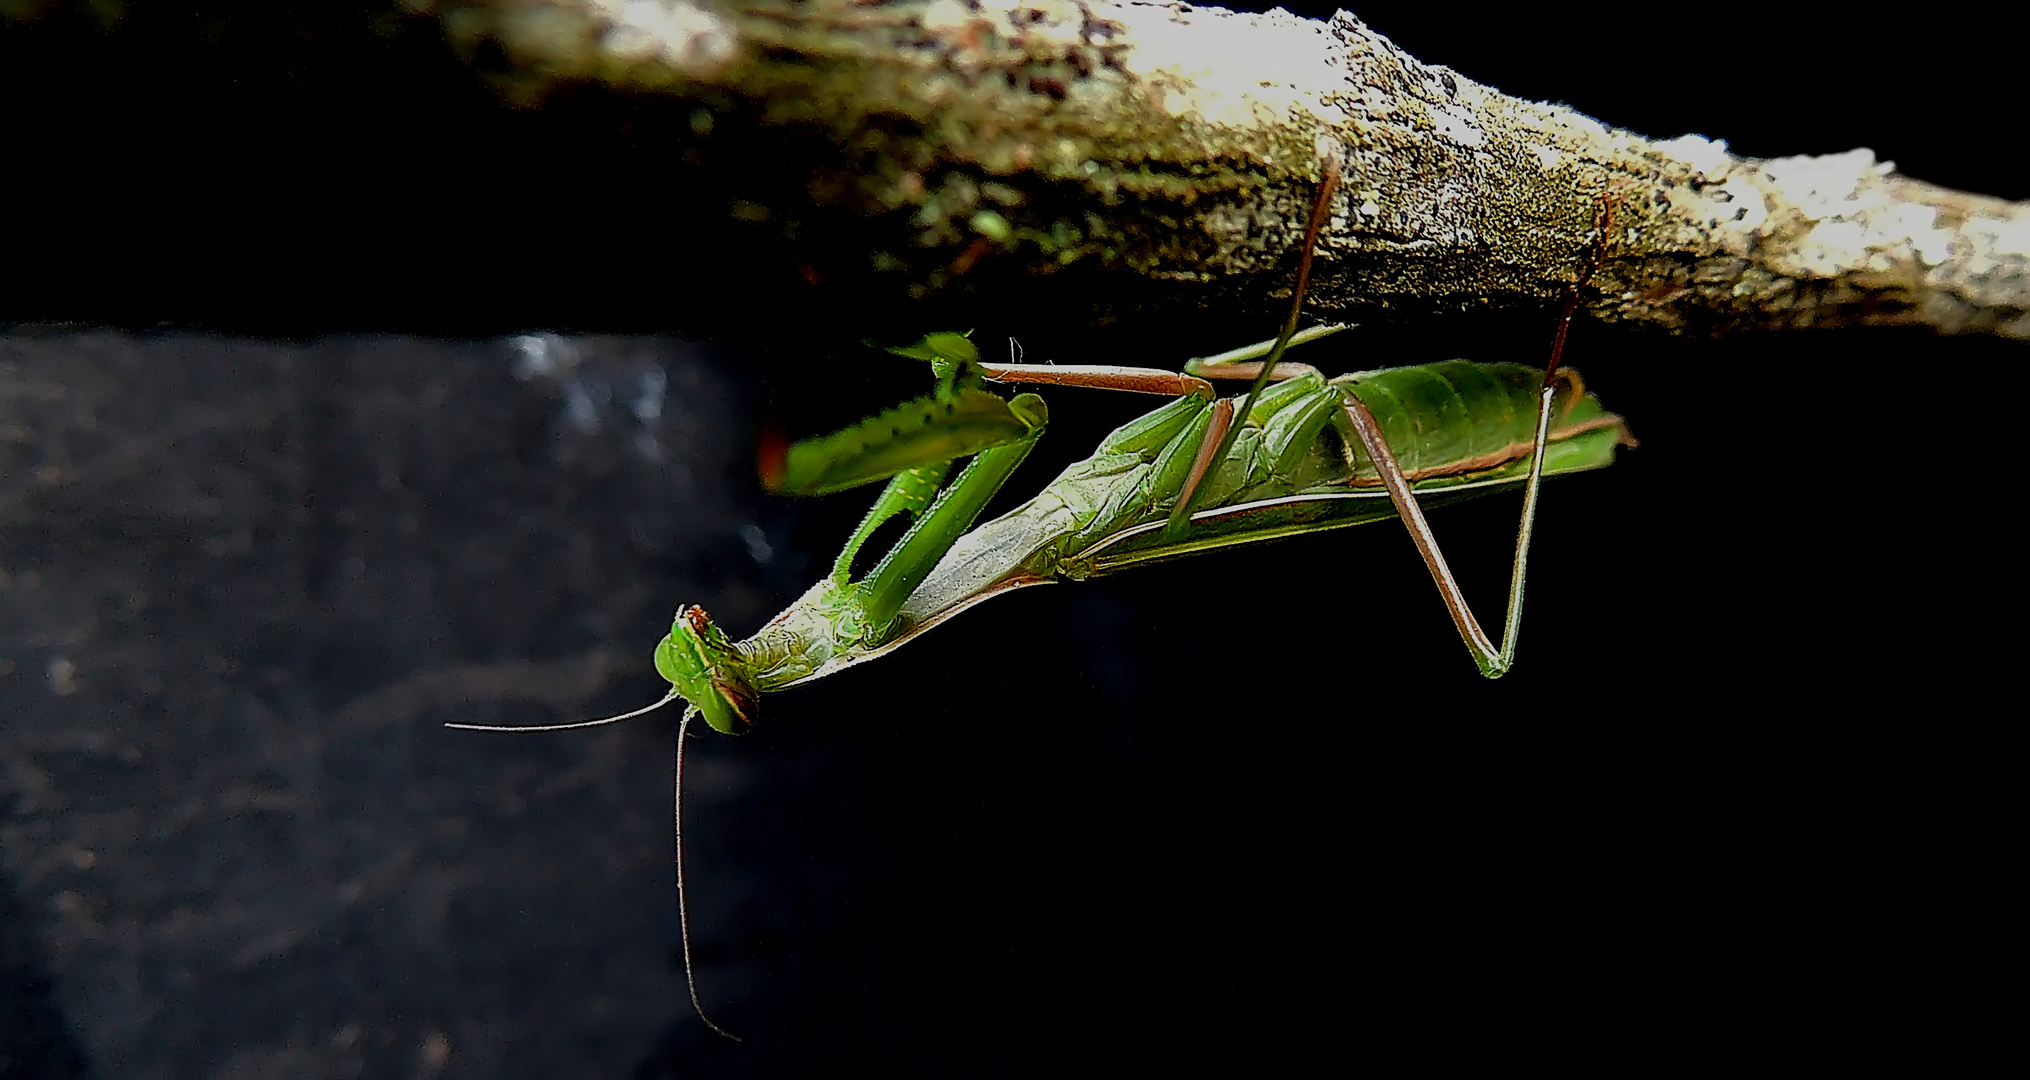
xmin=427 ymin=0 xmax=2030 ymax=339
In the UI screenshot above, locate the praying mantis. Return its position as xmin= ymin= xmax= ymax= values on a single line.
xmin=640 ymin=158 xmax=1629 ymax=736
xmin=455 ymin=153 xmax=1634 ymax=1039
xmin=665 ymin=319 xmax=1629 ymax=730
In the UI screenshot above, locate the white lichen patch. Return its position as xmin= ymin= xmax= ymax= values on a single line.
xmin=1884 ymin=203 xmax=1953 ymax=267
xmin=1509 ymin=95 xmax=1612 ymax=149
xmin=1428 ymin=100 xmax=1484 ymax=148
xmin=1956 ymin=209 xmax=2030 ymax=293
xmin=1655 ymin=133 xmax=1732 ymax=182
xmin=1791 ymin=218 xmax=1872 ymax=276
xmin=586 ymin=0 xmax=740 ymax=73
xmin=1760 ymin=148 xmax=1881 ymax=221
xmin=1750 ymin=148 xmax=1958 ymax=280
xmin=918 ymin=0 xmax=984 ymax=36
xmin=1098 ymin=1 xmax=1339 ymax=130
xmin=1713 ymin=175 xmax=1769 ymax=234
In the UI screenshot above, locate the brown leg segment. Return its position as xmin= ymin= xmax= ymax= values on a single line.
xmin=978 ymin=363 xmax=1215 ymax=399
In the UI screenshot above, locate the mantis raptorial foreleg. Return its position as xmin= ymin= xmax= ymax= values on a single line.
xmin=758 ymin=330 xmax=1054 ymax=606
xmin=846 ymin=394 xmax=1048 ymax=634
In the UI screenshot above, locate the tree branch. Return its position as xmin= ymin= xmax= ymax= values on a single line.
xmin=430 ymin=0 xmax=2030 ymax=338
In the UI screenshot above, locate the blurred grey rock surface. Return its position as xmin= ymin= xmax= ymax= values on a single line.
xmin=0 ymin=334 xmax=768 ymax=1076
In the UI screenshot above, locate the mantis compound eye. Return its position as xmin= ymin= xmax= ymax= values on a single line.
xmin=654 ymin=605 xmax=758 ymax=735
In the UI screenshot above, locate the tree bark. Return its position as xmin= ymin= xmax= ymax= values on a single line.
xmin=426 ymin=0 xmax=2030 ymax=339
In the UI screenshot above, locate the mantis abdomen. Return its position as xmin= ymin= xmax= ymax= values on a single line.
xmin=889 ymin=359 xmax=1631 ymax=640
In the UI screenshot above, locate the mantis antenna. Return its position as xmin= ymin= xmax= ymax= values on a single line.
xmin=443 ymin=691 xmax=681 ymax=734
xmin=447 ymin=692 xmax=742 ymax=1041
xmin=671 ymin=713 xmax=742 ymax=1041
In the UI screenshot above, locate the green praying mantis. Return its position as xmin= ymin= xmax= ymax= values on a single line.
xmin=455 ymin=155 xmax=1634 ymax=1038
xmin=642 ymin=165 xmax=1629 ymax=734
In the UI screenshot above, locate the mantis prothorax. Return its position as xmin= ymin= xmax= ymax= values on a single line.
xmin=454 ymin=152 xmax=1633 ymax=1037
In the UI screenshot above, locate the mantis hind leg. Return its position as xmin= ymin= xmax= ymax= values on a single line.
xmin=1334 ymin=197 xmax=1612 ymax=678
xmin=1334 ymin=382 xmax=1559 ymax=678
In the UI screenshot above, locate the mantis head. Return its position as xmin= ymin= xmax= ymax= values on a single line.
xmin=655 ymin=605 xmax=758 ymax=735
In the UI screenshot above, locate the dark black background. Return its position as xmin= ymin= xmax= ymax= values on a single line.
xmin=1 ymin=3 xmax=2013 ymax=1076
